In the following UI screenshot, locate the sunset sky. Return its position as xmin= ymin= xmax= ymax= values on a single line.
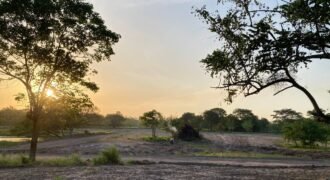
xmin=0 ymin=0 xmax=329 ymax=120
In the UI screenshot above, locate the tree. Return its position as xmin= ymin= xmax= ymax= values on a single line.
xmin=105 ymin=112 xmax=125 ymax=128
xmin=256 ymin=118 xmax=270 ymax=132
xmin=224 ymin=114 xmax=240 ymax=132
xmin=0 ymin=0 xmax=120 ymax=160
xmin=0 ymin=107 xmax=26 ymax=126
xmin=195 ymin=0 xmax=330 ymax=122
xmin=82 ymin=112 xmax=105 ymax=127
xmin=179 ymin=112 xmax=203 ymax=131
xmin=272 ymin=109 xmax=303 ymax=122
xmin=203 ymin=108 xmax=227 ymax=131
xmin=140 ymin=110 xmax=163 ymax=138
xmin=233 ymin=109 xmax=258 ymax=132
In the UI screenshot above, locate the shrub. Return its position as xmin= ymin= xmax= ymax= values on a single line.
xmin=282 ymin=119 xmax=329 ymax=146
xmin=177 ymin=124 xmax=201 ymax=141
xmin=93 ymin=147 xmax=121 ymax=165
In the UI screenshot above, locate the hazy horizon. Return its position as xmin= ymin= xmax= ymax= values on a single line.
xmin=0 ymin=0 xmax=329 ymax=120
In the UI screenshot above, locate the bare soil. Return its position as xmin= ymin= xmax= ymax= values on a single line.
xmin=1 ymin=164 xmax=330 ymax=180
xmin=1 ymin=129 xmax=330 ymax=179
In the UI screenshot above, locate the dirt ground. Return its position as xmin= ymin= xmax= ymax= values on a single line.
xmin=1 ymin=164 xmax=330 ymax=180
xmin=1 ymin=129 xmax=330 ymax=179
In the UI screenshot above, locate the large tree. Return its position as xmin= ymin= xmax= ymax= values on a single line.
xmin=0 ymin=0 xmax=120 ymax=160
xmin=196 ymin=0 xmax=330 ymax=122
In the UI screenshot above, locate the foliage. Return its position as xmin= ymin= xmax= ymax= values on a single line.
xmin=105 ymin=112 xmax=125 ymax=128
xmin=177 ymin=124 xmax=201 ymax=141
xmin=271 ymin=109 xmax=303 ymax=133
xmin=140 ymin=110 xmax=163 ymax=137
xmin=0 ymin=107 xmax=26 ymax=126
xmin=282 ymin=119 xmax=329 ymax=146
xmin=0 ymin=0 xmax=120 ymax=160
xmin=142 ymin=136 xmax=171 ymax=142
xmin=202 ymin=108 xmax=227 ymax=131
xmin=82 ymin=113 xmax=105 ymax=127
xmin=93 ymin=147 xmax=121 ymax=165
xmin=170 ymin=113 xmax=203 ymax=131
xmin=195 ymin=0 xmax=330 ymax=122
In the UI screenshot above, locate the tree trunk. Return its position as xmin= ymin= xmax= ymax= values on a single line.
xmin=152 ymin=126 xmax=156 ymax=138
xmin=29 ymin=115 xmax=39 ymax=161
xmin=292 ymin=81 xmax=329 ymax=122
xmin=286 ymin=69 xmax=329 ymax=123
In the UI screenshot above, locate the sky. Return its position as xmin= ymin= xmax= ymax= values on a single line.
xmin=0 ymin=0 xmax=329 ymax=120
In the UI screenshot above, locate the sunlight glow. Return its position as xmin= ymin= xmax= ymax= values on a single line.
xmin=46 ymin=89 xmax=54 ymax=97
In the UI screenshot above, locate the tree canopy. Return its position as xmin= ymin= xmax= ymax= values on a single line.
xmin=195 ymin=0 xmax=330 ymax=122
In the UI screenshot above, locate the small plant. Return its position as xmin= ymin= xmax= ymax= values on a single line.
xmin=93 ymin=147 xmax=121 ymax=165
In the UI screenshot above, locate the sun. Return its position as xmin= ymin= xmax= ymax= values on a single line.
xmin=46 ymin=89 xmax=54 ymax=97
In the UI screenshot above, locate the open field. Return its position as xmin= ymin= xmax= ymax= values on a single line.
xmin=1 ymin=129 xmax=330 ymax=179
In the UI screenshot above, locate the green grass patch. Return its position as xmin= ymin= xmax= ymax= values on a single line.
xmin=281 ymin=142 xmax=330 ymax=152
xmin=195 ymin=151 xmax=291 ymax=159
xmin=142 ymin=136 xmax=171 ymax=142
xmin=93 ymin=147 xmax=122 ymax=165
xmin=0 ymin=141 xmax=24 ymax=148
xmin=38 ymin=154 xmax=85 ymax=166
xmin=0 ymin=154 xmax=31 ymax=167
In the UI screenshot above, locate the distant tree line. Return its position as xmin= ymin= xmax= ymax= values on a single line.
xmin=1 ymin=106 xmax=329 ymax=142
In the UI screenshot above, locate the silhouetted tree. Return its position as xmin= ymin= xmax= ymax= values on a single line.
xmin=272 ymin=109 xmax=303 ymax=123
xmin=195 ymin=0 xmax=330 ymax=122
xmin=0 ymin=0 xmax=120 ymax=160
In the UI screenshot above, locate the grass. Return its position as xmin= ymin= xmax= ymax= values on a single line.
xmin=0 ymin=141 xmax=24 ymax=148
xmin=0 ymin=154 xmax=31 ymax=167
xmin=281 ymin=142 xmax=330 ymax=152
xmin=93 ymin=147 xmax=122 ymax=165
xmin=38 ymin=154 xmax=85 ymax=166
xmin=142 ymin=136 xmax=171 ymax=142
xmin=195 ymin=151 xmax=291 ymax=159
xmin=0 ymin=147 xmax=122 ymax=167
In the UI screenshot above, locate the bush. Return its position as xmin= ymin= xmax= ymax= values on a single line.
xmin=93 ymin=147 xmax=121 ymax=165
xmin=177 ymin=124 xmax=201 ymax=141
xmin=282 ymin=119 xmax=329 ymax=146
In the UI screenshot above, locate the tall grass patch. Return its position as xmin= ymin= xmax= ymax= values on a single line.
xmin=39 ymin=154 xmax=84 ymax=166
xmin=0 ymin=154 xmax=30 ymax=167
xmin=93 ymin=147 xmax=121 ymax=165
